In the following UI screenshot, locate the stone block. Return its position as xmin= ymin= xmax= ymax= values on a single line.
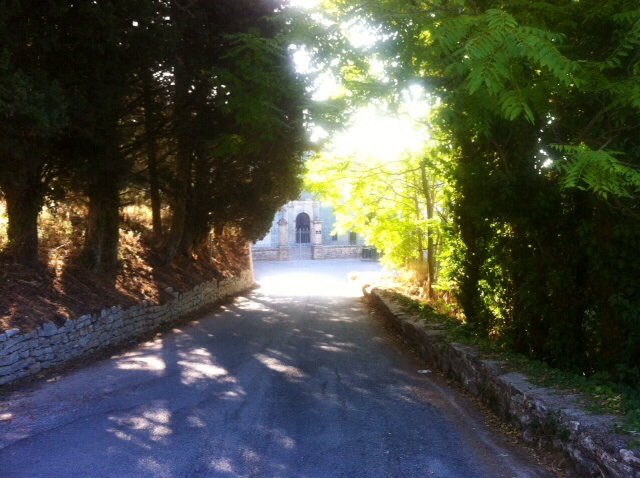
xmin=0 ymin=359 xmax=28 ymax=376
xmin=0 ymin=352 xmax=20 ymax=367
xmin=5 ymin=328 xmax=20 ymax=338
xmin=27 ymin=363 xmax=42 ymax=375
xmin=39 ymin=322 xmax=58 ymax=337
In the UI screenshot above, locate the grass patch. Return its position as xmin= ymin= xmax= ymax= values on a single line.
xmin=388 ymin=290 xmax=640 ymax=436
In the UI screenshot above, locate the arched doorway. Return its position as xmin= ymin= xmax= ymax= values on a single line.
xmin=295 ymin=213 xmax=311 ymax=244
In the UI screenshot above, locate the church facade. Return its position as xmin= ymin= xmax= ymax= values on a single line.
xmin=252 ymin=192 xmax=365 ymax=260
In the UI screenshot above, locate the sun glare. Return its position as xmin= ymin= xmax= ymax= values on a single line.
xmin=330 ymin=109 xmax=426 ymax=160
xmin=342 ymin=19 xmax=380 ymax=49
xmin=290 ymin=4 xmax=432 ymax=162
xmin=328 ymin=87 xmax=431 ymax=162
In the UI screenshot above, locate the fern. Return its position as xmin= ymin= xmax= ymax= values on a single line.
xmin=596 ymin=18 xmax=640 ymax=71
xmin=436 ymin=15 xmax=476 ymax=53
xmin=553 ymin=144 xmax=640 ymax=199
xmin=499 ymin=90 xmax=534 ymax=123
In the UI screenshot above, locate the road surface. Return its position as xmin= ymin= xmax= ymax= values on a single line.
xmin=0 ymin=260 xmax=551 ymax=477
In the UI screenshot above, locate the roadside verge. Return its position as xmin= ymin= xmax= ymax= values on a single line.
xmin=367 ymin=287 xmax=640 ymax=478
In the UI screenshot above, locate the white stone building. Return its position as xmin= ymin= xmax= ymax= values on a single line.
xmin=252 ymin=192 xmax=366 ymax=260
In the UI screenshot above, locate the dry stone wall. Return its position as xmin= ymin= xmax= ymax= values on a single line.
xmin=369 ymin=288 xmax=640 ymax=478
xmin=251 ymin=248 xmax=281 ymax=261
xmin=252 ymin=245 xmax=362 ymax=261
xmin=311 ymin=245 xmax=362 ymax=259
xmin=0 ymin=270 xmax=254 ymax=387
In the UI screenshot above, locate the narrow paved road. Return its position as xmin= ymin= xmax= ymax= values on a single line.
xmin=0 ymin=260 xmax=550 ymax=478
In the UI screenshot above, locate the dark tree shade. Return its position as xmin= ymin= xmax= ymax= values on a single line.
xmin=0 ymin=2 xmax=67 ymax=266
xmin=0 ymin=0 xmax=306 ymax=271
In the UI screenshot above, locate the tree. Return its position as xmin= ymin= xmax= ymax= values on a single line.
xmin=161 ymin=0 xmax=307 ymax=260
xmin=306 ymin=100 xmax=449 ymax=298
xmin=52 ymin=1 xmax=150 ymax=273
xmin=0 ymin=0 xmax=307 ymax=276
xmin=0 ymin=2 xmax=67 ymax=266
xmin=298 ymin=0 xmax=640 ymax=374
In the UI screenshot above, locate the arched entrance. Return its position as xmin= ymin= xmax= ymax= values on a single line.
xmin=295 ymin=212 xmax=311 ymax=244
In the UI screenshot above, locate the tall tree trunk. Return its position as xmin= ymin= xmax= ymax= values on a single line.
xmin=164 ymin=3 xmax=196 ymax=263
xmin=455 ymin=145 xmax=489 ymax=331
xmin=4 ymin=187 xmax=42 ymax=267
xmin=142 ymin=68 xmax=163 ymax=238
xmin=413 ymin=193 xmax=425 ymax=264
xmin=165 ymin=25 xmax=191 ymax=263
xmin=180 ymin=206 xmax=195 ymax=258
xmin=2 ymin=163 xmax=43 ymax=267
xmin=594 ymin=204 xmax=617 ymax=367
xmin=165 ymin=83 xmax=190 ymax=261
xmin=84 ymin=179 xmax=120 ymax=274
xmin=180 ymin=147 xmax=212 ymax=257
xmin=420 ymin=162 xmax=436 ymax=298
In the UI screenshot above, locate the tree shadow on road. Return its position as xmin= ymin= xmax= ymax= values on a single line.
xmin=0 ymin=288 xmax=548 ymax=478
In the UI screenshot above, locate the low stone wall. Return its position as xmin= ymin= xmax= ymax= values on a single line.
xmin=252 ymin=247 xmax=290 ymax=261
xmin=252 ymin=245 xmax=362 ymax=261
xmin=368 ymin=288 xmax=640 ymax=478
xmin=312 ymin=245 xmax=362 ymax=259
xmin=0 ymin=270 xmax=254 ymax=387
xmin=252 ymin=247 xmax=280 ymax=261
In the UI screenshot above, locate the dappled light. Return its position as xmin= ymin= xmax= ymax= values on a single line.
xmin=116 ymin=339 xmax=166 ymax=373
xmin=313 ymin=341 xmax=356 ymax=353
xmin=2 ymin=0 xmax=636 ymax=474
xmin=1 ymin=260 xmax=548 ymax=476
xmin=177 ymin=348 xmax=231 ymax=386
xmin=233 ymin=296 xmax=277 ymax=313
xmin=254 ymin=353 xmax=307 ymax=380
xmin=108 ymin=406 xmax=173 ymax=446
xmin=116 ymin=354 xmax=166 ymax=373
xmin=210 ymin=457 xmax=236 ymax=474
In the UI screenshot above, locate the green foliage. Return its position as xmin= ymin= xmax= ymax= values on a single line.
xmin=307 ymin=150 xmax=415 ymax=267
xmin=0 ymin=66 xmax=67 ymax=146
xmin=553 ymin=144 xmax=640 ymax=199
xmin=299 ymin=0 xmax=640 ymax=384
xmin=306 ymin=132 xmax=449 ymax=278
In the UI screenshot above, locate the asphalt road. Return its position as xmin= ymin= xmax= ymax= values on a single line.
xmin=0 ymin=260 xmax=551 ymax=478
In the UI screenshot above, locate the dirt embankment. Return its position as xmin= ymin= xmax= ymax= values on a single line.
xmin=1 ymin=229 xmax=249 ymax=333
